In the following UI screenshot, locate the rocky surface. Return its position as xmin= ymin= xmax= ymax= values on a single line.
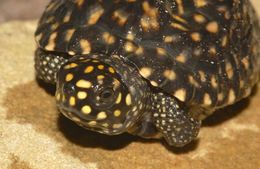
xmin=0 ymin=1 xmax=260 ymax=169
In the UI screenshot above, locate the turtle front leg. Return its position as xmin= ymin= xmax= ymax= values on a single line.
xmin=34 ymin=48 xmax=68 ymax=84
xmin=152 ymin=93 xmax=201 ymax=147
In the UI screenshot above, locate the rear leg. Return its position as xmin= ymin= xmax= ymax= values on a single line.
xmin=35 ymin=48 xmax=68 ymax=84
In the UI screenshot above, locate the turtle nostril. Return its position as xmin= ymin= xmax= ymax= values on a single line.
xmin=63 ymin=83 xmax=75 ymax=95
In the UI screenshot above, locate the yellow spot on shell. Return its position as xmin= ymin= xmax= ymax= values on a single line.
xmin=103 ymin=32 xmax=115 ymax=44
xmin=84 ymin=66 xmax=94 ymax=73
xmin=82 ymin=105 xmax=92 ymax=114
xmin=126 ymin=94 xmax=132 ymax=106
xmin=164 ymin=36 xmax=174 ymax=43
xmin=76 ymin=80 xmax=92 ymax=88
xmin=80 ymin=39 xmax=91 ymax=54
xmin=69 ymin=96 xmax=76 ymax=106
xmin=156 ymin=48 xmax=167 ymax=56
xmin=124 ymin=41 xmax=136 ymax=52
xmin=65 ymin=73 xmax=74 ymax=82
xmin=194 ymin=0 xmax=207 ymax=7
xmin=45 ymin=32 xmax=57 ymax=51
xmin=175 ymin=53 xmax=187 ymax=63
xmin=139 ymin=67 xmax=152 ymax=78
xmin=228 ymin=89 xmax=236 ymax=104
xmin=191 ymin=32 xmax=201 ymax=42
xmin=206 ymin=21 xmax=219 ymax=33
xmin=87 ymin=6 xmax=104 ymax=25
xmin=203 ymin=93 xmax=212 ymax=106
xmin=170 ymin=23 xmax=188 ymax=31
xmin=174 ymin=89 xmax=186 ymax=102
xmin=97 ymin=112 xmax=107 ymax=120
xmin=150 ymin=81 xmax=158 ymax=87
xmin=65 ymin=29 xmax=75 ymax=42
xmin=77 ymin=91 xmax=87 ymax=99
xmin=163 ymin=70 xmax=176 ymax=80
xmin=64 ymin=63 xmax=78 ymax=69
xmin=102 ymin=123 xmax=109 ymax=127
xmin=194 ymin=14 xmax=206 ymax=23
xmin=76 ymin=0 xmax=84 ymax=7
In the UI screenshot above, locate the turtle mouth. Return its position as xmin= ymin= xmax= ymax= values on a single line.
xmin=57 ymin=104 xmax=126 ymax=135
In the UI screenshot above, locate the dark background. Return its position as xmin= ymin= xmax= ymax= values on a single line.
xmin=0 ymin=0 xmax=49 ymax=23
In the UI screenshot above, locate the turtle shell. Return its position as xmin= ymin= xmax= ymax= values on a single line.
xmin=35 ymin=0 xmax=260 ymax=113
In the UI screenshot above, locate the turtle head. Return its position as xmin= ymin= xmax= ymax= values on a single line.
xmin=56 ymin=55 xmax=148 ymax=135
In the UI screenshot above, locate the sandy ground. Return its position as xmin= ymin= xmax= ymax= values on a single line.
xmin=0 ymin=1 xmax=260 ymax=169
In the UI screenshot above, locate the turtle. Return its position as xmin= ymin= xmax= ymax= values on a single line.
xmin=34 ymin=0 xmax=260 ymax=147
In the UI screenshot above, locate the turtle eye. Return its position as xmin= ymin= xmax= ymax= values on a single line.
xmin=99 ymin=88 xmax=115 ymax=102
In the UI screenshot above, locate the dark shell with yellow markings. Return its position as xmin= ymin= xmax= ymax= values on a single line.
xmin=35 ymin=0 xmax=260 ymax=118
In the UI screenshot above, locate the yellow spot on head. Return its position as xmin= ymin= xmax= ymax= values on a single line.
xmin=69 ymin=96 xmax=76 ymax=106
xmin=98 ymin=65 xmax=104 ymax=70
xmin=56 ymin=92 xmax=61 ymax=101
xmin=114 ymin=110 xmax=121 ymax=117
xmin=84 ymin=66 xmax=94 ymax=73
xmin=97 ymin=112 xmax=107 ymax=120
xmin=76 ymin=80 xmax=92 ymax=88
xmin=82 ymin=105 xmax=92 ymax=114
xmin=108 ymin=67 xmax=115 ymax=74
xmin=65 ymin=73 xmax=74 ymax=82
xmin=113 ymin=123 xmax=123 ymax=129
xmin=116 ymin=93 xmax=122 ymax=104
xmin=88 ymin=121 xmax=97 ymax=126
xmin=126 ymin=94 xmax=132 ymax=106
xmin=77 ymin=91 xmax=87 ymax=99
xmin=97 ymin=75 xmax=105 ymax=80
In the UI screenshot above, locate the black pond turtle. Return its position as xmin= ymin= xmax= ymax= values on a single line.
xmin=34 ymin=0 xmax=260 ymax=147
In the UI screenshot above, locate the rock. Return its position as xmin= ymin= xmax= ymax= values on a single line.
xmin=0 ymin=19 xmax=259 ymax=169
